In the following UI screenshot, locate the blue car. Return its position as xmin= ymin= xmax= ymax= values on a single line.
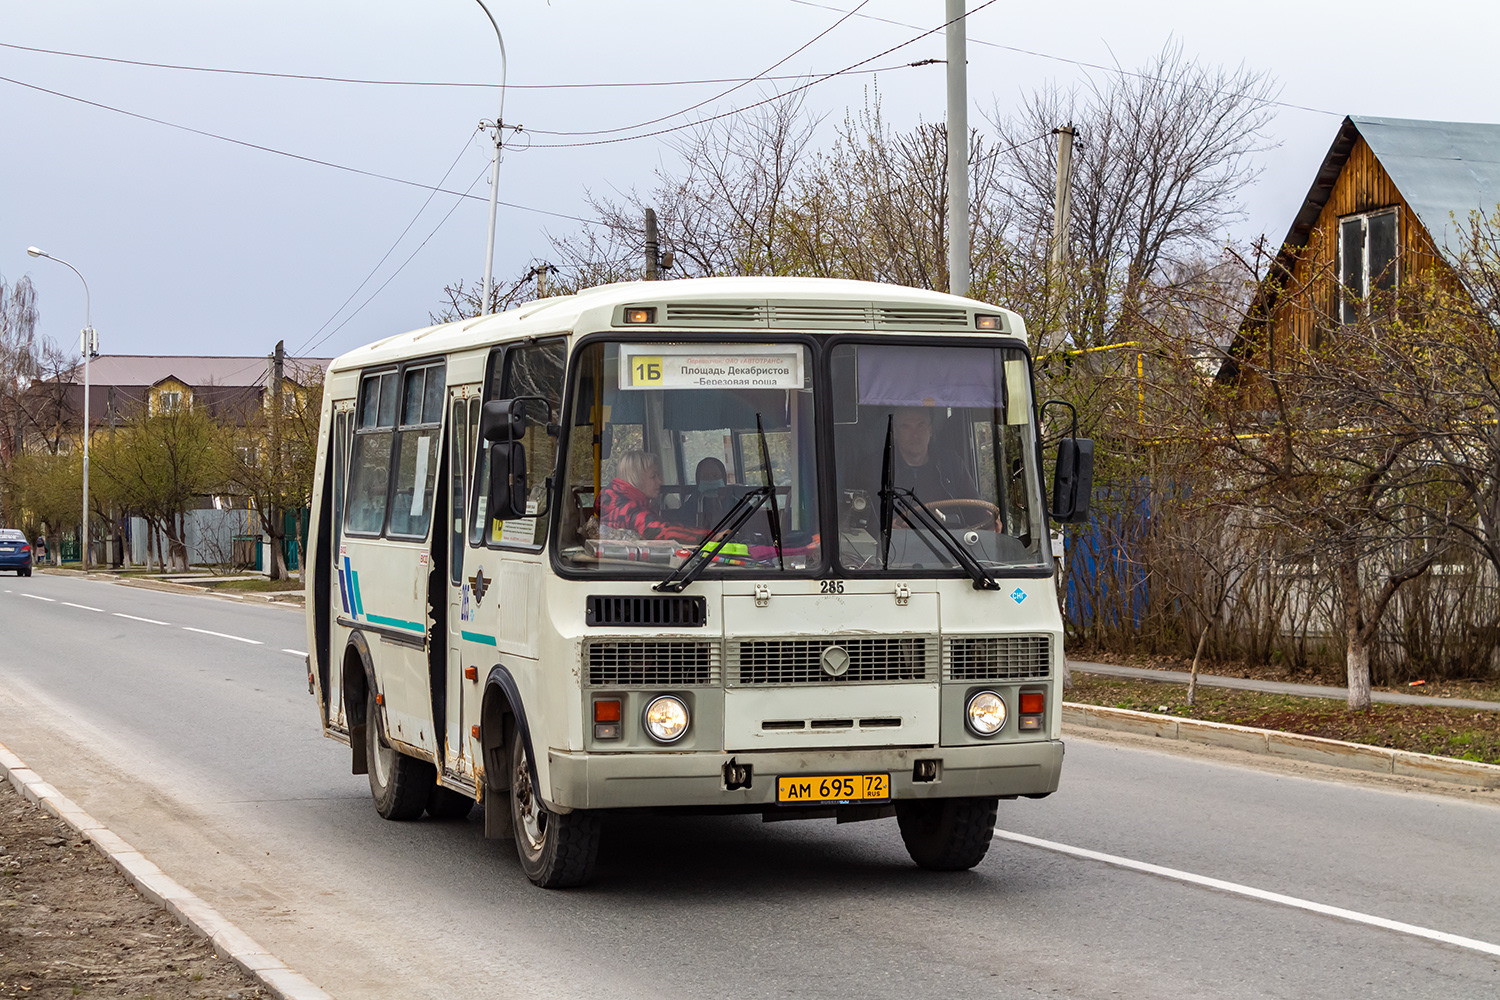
xmin=0 ymin=529 xmax=33 ymax=576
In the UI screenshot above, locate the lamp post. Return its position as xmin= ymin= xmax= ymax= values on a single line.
xmin=25 ymin=246 xmax=95 ymax=570
xmin=473 ymin=0 xmax=507 ymax=316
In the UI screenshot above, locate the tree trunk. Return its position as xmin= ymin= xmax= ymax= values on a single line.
xmin=1345 ymin=631 xmax=1373 ymax=710
xmin=1187 ymin=621 xmax=1211 ymax=706
xmin=1337 ymin=555 xmax=1373 ymax=710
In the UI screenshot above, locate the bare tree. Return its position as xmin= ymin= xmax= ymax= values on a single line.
xmin=990 ymin=42 xmax=1279 ymax=351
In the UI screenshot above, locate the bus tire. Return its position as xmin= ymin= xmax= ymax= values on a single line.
xmin=366 ymin=689 xmax=434 ymax=821
xmin=509 ymin=727 xmax=600 ymax=888
xmin=894 ymin=795 xmax=998 ymax=871
xmin=426 ymin=784 xmax=475 ymax=821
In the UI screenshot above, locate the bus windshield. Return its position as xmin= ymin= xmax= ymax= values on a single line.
xmin=830 ymin=342 xmax=1049 ymax=575
xmin=555 ymin=340 xmax=823 ymax=575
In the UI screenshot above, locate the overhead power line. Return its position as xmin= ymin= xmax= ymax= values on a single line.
xmin=528 ymin=0 xmax=875 ymax=139
xmin=785 ymin=0 xmax=1341 ymax=119
xmin=527 ymin=0 xmax=1004 ymax=149
xmin=0 ymin=38 xmax=909 ymax=92
xmin=0 ymin=74 xmax=593 ymax=224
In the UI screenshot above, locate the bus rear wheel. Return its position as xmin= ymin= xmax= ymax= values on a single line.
xmin=894 ymin=795 xmax=999 ymax=871
xmin=366 ymin=690 xmax=434 ymax=820
xmin=509 ymin=728 xmax=600 ymax=888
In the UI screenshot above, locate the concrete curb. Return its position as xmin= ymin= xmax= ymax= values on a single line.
xmin=57 ymin=571 xmax=307 ymax=608
xmin=1063 ymin=702 xmax=1500 ymax=789
xmin=0 ymin=741 xmax=332 ymax=1000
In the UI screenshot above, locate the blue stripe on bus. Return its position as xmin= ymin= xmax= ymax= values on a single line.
xmin=461 ymin=630 xmax=497 ymax=647
xmin=336 ymin=563 xmax=350 ymax=615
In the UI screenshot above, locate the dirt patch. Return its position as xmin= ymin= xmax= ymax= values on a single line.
xmin=0 ymin=780 xmax=266 ymax=1000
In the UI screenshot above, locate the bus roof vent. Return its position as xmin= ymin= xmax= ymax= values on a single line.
xmin=768 ymin=302 xmax=875 ymax=329
xmin=874 ymin=306 xmax=974 ymax=330
xmin=587 ymin=594 xmax=708 ymax=628
xmin=660 ymin=302 xmax=769 ymax=327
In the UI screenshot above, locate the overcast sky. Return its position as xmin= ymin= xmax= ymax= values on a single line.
xmin=4 ymin=0 xmax=1496 ymax=364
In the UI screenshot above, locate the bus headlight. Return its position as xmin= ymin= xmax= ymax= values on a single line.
xmin=965 ymin=690 xmax=1007 ymax=736
xmin=643 ymin=695 xmax=690 ymax=743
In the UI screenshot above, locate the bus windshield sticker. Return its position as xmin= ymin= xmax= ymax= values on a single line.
xmin=619 ymin=345 xmax=801 ymax=391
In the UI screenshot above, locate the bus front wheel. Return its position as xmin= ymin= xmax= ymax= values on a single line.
xmin=366 ymin=690 xmax=434 ymax=820
xmin=509 ymin=728 xmax=600 ymax=888
xmin=894 ymin=796 xmax=998 ymax=871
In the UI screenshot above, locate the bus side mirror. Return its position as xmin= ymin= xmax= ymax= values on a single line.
xmin=489 ymin=441 xmax=529 ymax=521
xmin=482 ymin=397 xmax=549 ymax=522
xmin=1050 ymin=437 xmax=1094 ymax=523
xmin=480 ymin=399 xmax=525 ymax=443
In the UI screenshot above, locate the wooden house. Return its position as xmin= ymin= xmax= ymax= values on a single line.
xmin=1224 ymin=115 xmax=1500 ymax=379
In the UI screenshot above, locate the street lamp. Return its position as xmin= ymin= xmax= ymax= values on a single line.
xmin=473 ymin=0 xmax=507 ymax=316
xmin=25 ymin=246 xmax=96 ymax=570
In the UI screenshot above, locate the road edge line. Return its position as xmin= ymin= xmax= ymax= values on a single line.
xmin=0 ymin=740 xmax=333 ymax=1000
xmin=1062 ymin=703 xmax=1500 ymax=789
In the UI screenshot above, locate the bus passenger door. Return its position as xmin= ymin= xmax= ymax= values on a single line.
xmin=444 ymin=389 xmax=480 ymax=779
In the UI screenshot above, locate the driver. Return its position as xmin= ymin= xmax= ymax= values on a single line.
xmin=890 ymin=406 xmax=978 ymax=502
xmin=599 ymin=450 xmax=706 ymax=543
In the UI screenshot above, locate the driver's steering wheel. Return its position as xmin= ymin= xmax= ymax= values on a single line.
xmin=928 ymin=498 xmax=1001 ymax=524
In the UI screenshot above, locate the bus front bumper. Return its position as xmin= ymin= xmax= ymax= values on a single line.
xmin=545 ymin=740 xmax=1064 ymax=811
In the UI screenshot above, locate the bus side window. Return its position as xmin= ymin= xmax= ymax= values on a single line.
xmin=476 ymin=339 xmax=565 ymax=548
xmin=345 ymin=370 xmax=397 ymax=535
xmin=387 ymin=362 xmax=445 ymax=539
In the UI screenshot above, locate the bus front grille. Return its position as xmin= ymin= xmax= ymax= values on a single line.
xmin=944 ymin=635 xmax=1052 ymax=680
xmin=730 ymin=637 xmax=933 ymax=685
xmin=586 ymin=640 xmax=719 ymax=687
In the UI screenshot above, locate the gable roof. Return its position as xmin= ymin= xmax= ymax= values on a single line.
xmin=1277 ymin=116 xmax=1500 ymax=272
xmin=1221 ymin=116 xmax=1500 ymax=384
xmin=78 ymin=355 xmax=330 ymax=388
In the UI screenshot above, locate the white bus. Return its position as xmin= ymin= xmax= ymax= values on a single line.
xmin=305 ymin=276 xmax=1093 ymax=887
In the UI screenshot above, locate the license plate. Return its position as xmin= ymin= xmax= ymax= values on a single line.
xmin=776 ymin=773 xmax=889 ymax=804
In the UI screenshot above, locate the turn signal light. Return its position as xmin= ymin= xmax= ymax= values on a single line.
xmin=594 ymin=698 xmax=623 ymax=740
xmin=464 ymin=666 xmax=478 ymax=681
xmin=1018 ymin=690 xmax=1045 ymax=731
xmin=624 ymin=307 xmax=656 ymax=324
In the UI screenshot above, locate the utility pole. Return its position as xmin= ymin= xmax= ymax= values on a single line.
xmin=269 ymin=340 xmax=285 ymax=580
xmin=474 ymin=1 xmax=508 ymax=316
xmin=1045 ymin=125 xmax=1077 ymax=353
xmin=945 ymin=0 xmax=970 ymax=298
xmin=645 ymin=208 xmax=660 ymax=281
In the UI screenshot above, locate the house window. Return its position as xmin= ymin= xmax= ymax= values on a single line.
xmin=157 ymin=390 xmax=183 ymax=413
xmin=1338 ymin=208 xmax=1398 ymax=323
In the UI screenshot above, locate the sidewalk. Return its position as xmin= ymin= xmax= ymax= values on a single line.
xmin=1070 ymin=660 xmax=1500 ymax=712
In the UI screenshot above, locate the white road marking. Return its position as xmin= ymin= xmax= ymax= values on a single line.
xmin=995 ymin=829 xmax=1500 ymax=958
xmin=282 ymin=648 xmax=307 ymax=657
xmin=182 ymin=627 xmax=262 ymax=645
xmin=114 ymin=613 xmax=171 ymax=625
xmin=62 ymin=602 xmax=104 ymax=612
xmin=21 ymin=594 xmax=56 ymax=602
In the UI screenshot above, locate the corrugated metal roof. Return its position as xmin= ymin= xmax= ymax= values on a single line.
xmin=1351 ymin=115 xmax=1500 ymax=259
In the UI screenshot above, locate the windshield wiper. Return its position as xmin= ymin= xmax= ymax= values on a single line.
xmin=653 ymin=485 xmax=773 ymax=593
xmin=877 ymin=415 xmax=1000 ymax=591
xmin=754 ymin=414 xmax=785 ymax=571
xmin=654 ymin=412 xmax=785 ymax=593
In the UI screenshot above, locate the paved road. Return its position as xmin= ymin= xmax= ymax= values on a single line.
xmin=1071 ymin=660 xmax=1500 ymax=710
xmin=2 ymin=574 xmax=1497 ymax=999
